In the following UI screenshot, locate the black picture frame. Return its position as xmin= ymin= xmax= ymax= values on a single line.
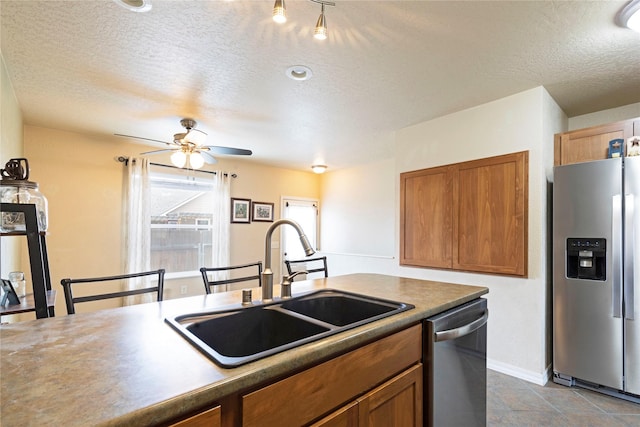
xmin=1 ymin=279 xmax=20 ymax=306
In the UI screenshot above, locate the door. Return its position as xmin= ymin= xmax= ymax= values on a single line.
xmin=281 ymin=198 xmax=318 ymax=261
xmin=624 ymin=156 xmax=640 ymax=395
xmin=553 ymin=158 xmax=624 ymax=389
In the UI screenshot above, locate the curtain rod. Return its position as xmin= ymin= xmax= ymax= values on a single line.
xmin=116 ymin=156 xmax=238 ymax=178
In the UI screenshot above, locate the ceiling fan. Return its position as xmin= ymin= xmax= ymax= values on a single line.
xmin=115 ymin=118 xmax=252 ymax=169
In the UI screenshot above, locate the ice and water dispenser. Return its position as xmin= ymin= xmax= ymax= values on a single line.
xmin=566 ymin=238 xmax=606 ymax=280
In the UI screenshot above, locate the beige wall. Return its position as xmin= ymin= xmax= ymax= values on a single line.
xmin=1 ymin=53 xmax=25 ymax=278
xmin=321 ymin=87 xmax=567 ymax=385
xmin=22 ymin=125 xmax=319 ymax=314
xmin=568 ymin=102 xmax=640 ymax=131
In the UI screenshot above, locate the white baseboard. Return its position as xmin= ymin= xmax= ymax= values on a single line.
xmin=488 ymin=358 xmax=552 ymax=386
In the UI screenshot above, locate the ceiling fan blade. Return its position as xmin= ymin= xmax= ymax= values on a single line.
xmin=199 ymin=151 xmax=218 ymax=164
xmin=114 ymin=134 xmax=173 ymax=146
xmin=140 ymin=149 xmax=176 ymax=155
xmin=202 ymin=146 xmax=252 ymax=156
xmin=184 ymin=129 xmax=207 ymax=145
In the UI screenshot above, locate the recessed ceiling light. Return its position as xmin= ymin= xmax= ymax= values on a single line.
xmin=113 ymin=0 xmax=152 ymax=13
xmin=286 ymin=65 xmax=313 ymax=81
xmin=617 ymin=0 xmax=640 ymax=32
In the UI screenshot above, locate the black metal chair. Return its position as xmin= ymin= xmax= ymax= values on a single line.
xmin=61 ymin=269 xmax=165 ymax=315
xmin=284 ymin=256 xmax=328 ymax=281
xmin=200 ymin=262 xmax=263 ymax=294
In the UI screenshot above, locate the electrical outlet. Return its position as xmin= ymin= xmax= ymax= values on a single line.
xmin=180 ymin=285 xmax=188 ymax=295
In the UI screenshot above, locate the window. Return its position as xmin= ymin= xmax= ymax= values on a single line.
xmin=282 ymin=198 xmax=319 ymax=260
xmin=149 ymin=166 xmax=216 ymax=275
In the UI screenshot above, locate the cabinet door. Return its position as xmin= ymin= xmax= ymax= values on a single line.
xmin=554 ymin=119 xmax=634 ymax=166
xmin=357 ymin=364 xmax=423 ymax=427
xmin=400 ymin=166 xmax=453 ymax=268
xmin=310 ymin=401 xmax=359 ymax=427
xmin=242 ymin=325 xmax=422 ymax=427
xmin=311 ymin=364 xmax=423 ymax=427
xmin=169 ymin=405 xmax=221 ymax=427
xmin=453 ymin=151 xmax=528 ymax=276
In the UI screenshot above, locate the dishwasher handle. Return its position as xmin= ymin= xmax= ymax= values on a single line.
xmin=434 ymin=310 xmax=489 ymax=342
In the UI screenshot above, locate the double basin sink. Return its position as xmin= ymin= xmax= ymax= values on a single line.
xmin=165 ymin=289 xmax=414 ymax=368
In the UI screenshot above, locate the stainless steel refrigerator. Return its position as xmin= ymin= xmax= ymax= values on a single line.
xmin=553 ymin=156 xmax=639 ymax=402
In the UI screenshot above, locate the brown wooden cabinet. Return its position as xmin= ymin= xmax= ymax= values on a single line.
xmin=169 ymin=405 xmax=221 ymax=427
xmin=311 ymin=364 xmax=423 ymax=427
xmin=241 ymin=325 xmax=422 ymax=427
xmin=554 ymin=117 xmax=639 ymax=166
xmin=400 ymin=166 xmax=453 ymax=269
xmin=401 ymin=151 xmax=528 ymax=277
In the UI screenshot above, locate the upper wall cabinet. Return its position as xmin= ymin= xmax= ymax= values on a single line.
xmin=400 ymin=151 xmax=528 ymax=277
xmin=554 ymin=117 xmax=640 ymax=166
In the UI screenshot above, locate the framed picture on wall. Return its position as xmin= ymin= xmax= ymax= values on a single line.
xmin=231 ymin=198 xmax=251 ymax=223
xmin=252 ymin=202 xmax=274 ymax=222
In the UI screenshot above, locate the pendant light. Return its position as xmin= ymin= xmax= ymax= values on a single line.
xmin=314 ymin=4 xmax=328 ymax=40
xmin=273 ymin=0 xmax=287 ymax=23
xmin=272 ymin=0 xmax=335 ymax=40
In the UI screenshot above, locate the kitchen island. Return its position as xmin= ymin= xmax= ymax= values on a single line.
xmin=0 ymin=273 xmax=487 ymax=426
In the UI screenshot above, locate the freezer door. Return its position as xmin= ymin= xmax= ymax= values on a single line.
xmin=624 ymin=156 xmax=640 ymax=395
xmin=553 ymin=158 xmax=623 ymax=390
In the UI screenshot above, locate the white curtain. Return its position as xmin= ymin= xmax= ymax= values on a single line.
xmin=122 ymin=157 xmax=151 ymax=305
xmin=208 ymin=172 xmax=231 ymax=291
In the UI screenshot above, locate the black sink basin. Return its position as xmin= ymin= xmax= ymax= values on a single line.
xmin=281 ymin=293 xmax=398 ymax=326
xmin=166 ymin=289 xmax=414 ymax=368
xmin=186 ymin=308 xmax=329 ymax=357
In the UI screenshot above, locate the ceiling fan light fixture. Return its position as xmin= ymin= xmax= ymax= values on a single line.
xmin=617 ymin=0 xmax=640 ymax=32
xmin=311 ymin=164 xmax=327 ymax=174
xmin=184 ymin=129 xmax=206 ymax=146
xmin=113 ymin=0 xmax=152 ymax=12
xmin=170 ymin=151 xmax=187 ymax=168
xmin=189 ymin=152 xmax=205 ymax=169
xmin=273 ymin=0 xmax=287 ymax=23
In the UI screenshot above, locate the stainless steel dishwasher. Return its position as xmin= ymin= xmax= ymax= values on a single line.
xmin=424 ymin=298 xmax=488 ymax=427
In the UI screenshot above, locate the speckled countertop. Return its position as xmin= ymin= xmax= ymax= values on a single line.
xmin=0 ymin=273 xmax=487 ymax=426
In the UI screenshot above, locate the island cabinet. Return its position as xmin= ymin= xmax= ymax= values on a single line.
xmin=311 ymin=364 xmax=422 ymax=427
xmin=240 ymin=324 xmax=422 ymax=427
xmin=169 ymin=405 xmax=221 ymax=427
xmin=554 ymin=117 xmax=640 ymax=166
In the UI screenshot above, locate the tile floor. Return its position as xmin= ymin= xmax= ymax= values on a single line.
xmin=488 ymin=370 xmax=640 ymax=426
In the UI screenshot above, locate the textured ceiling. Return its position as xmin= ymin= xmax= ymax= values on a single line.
xmin=1 ymin=0 xmax=639 ymax=171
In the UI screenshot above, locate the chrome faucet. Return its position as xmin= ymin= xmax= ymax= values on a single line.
xmin=262 ymin=219 xmax=315 ymax=301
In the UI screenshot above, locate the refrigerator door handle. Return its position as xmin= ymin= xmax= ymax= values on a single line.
xmin=625 ymin=194 xmax=635 ymax=320
xmin=613 ymin=194 xmax=623 ymax=318
xmin=434 ymin=309 xmax=489 ymax=342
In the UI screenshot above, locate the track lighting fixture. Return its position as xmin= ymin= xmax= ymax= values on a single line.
xmin=311 ymin=0 xmax=335 ymax=40
xmin=272 ymin=0 xmax=335 ymax=40
xmin=314 ymin=4 xmax=328 ymax=40
xmin=272 ymin=0 xmax=286 ymax=24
